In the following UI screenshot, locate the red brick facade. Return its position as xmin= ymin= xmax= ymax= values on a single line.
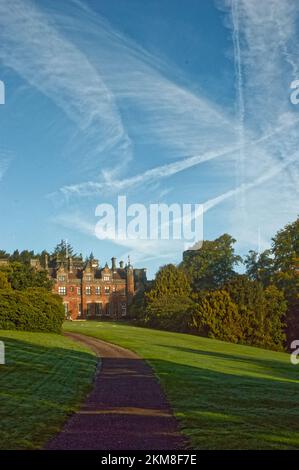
xmin=48 ymin=256 xmax=146 ymax=320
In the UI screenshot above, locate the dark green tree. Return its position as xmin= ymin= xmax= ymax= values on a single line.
xmin=0 ymin=262 xmax=53 ymax=291
xmin=85 ymin=252 xmax=95 ymax=264
xmin=0 ymin=250 xmax=9 ymax=259
xmin=191 ymin=290 xmax=242 ymax=343
xmin=145 ymin=264 xmax=193 ymax=330
xmin=10 ymin=249 xmax=35 ymax=264
xmin=271 ymin=217 xmax=299 ymax=345
xmin=272 ymin=217 xmax=299 ymax=272
xmin=181 ymin=234 xmax=242 ymax=291
xmin=38 ymin=250 xmax=50 ymax=268
xmin=53 ymin=240 xmax=75 ymax=259
xmin=224 ymin=275 xmax=286 ymax=350
xmin=244 ymin=249 xmax=274 ymax=285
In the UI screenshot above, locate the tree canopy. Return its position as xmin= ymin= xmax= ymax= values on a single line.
xmin=181 ymin=234 xmax=242 ymax=291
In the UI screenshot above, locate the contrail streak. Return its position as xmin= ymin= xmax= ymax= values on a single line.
xmin=203 ymin=152 xmax=298 ymax=213
xmin=231 ymin=0 xmax=246 ymax=215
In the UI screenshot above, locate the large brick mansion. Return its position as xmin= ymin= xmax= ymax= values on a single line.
xmin=34 ymin=254 xmax=147 ymax=320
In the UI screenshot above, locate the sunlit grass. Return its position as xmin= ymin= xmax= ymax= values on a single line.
xmin=65 ymin=320 xmax=299 ymax=450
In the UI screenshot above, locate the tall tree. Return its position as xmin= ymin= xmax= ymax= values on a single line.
xmin=244 ymin=249 xmax=274 ymax=285
xmin=224 ymin=275 xmax=286 ymax=350
xmin=271 ymin=217 xmax=299 ymax=345
xmin=53 ymin=240 xmax=75 ymax=259
xmin=181 ymin=234 xmax=242 ymax=291
xmin=0 ymin=250 xmax=9 ymax=259
xmin=145 ymin=264 xmax=193 ymax=330
xmin=272 ymin=217 xmax=299 ymax=272
xmin=191 ymin=290 xmax=242 ymax=343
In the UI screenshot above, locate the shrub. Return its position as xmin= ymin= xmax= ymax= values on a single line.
xmin=146 ymin=295 xmax=194 ymax=331
xmin=26 ymin=288 xmax=65 ymax=333
xmin=0 ymin=288 xmax=64 ymax=333
xmin=0 ymin=272 xmax=11 ymax=290
xmin=191 ymin=290 xmax=243 ymax=343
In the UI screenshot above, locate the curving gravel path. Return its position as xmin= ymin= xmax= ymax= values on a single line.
xmin=45 ymin=332 xmax=185 ymax=450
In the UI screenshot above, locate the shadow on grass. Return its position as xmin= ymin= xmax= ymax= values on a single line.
xmin=0 ymin=336 xmax=97 ymax=450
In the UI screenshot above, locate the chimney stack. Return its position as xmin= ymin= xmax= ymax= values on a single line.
xmin=68 ymin=256 xmax=73 ymax=273
xmin=119 ymin=260 xmax=124 ymax=269
xmin=111 ymin=257 xmax=116 ymax=271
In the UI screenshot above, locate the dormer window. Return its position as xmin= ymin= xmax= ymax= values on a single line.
xmin=103 ymin=275 xmax=110 ymax=281
xmin=85 ymin=274 xmax=92 ymax=282
xmin=58 ymin=275 xmax=66 ymax=282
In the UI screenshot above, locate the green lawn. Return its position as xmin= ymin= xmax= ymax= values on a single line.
xmin=0 ymin=330 xmax=97 ymax=449
xmin=65 ymin=321 xmax=299 ymax=450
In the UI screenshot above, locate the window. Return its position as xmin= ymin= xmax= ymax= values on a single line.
xmin=78 ymin=303 xmax=82 ymax=317
xmin=64 ymin=303 xmax=69 ymax=318
xmin=103 ymin=275 xmax=110 ymax=281
xmin=105 ymin=286 xmax=110 ymax=295
xmin=121 ymin=303 xmax=127 ymax=316
xmin=85 ymin=286 xmax=91 ymax=295
xmin=95 ymin=286 xmax=101 ymax=295
xmin=58 ymin=286 xmax=66 ymax=295
xmin=77 ymin=287 xmax=81 ymax=296
xmin=95 ymin=303 xmax=102 ymax=316
xmin=58 ymin=275 xmax=66 ymax=282
xmin=112 ymin=286 xmax=116 ymax=292
xmin=69 ymin=286 xmax=74 ymax=293
xmin=85 ymin=274 xmax=92 ymax=282
xmin=86 ymin=302 xmax=92 ymax=317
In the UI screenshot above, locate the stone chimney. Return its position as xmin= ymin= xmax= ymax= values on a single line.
xmin=126 ymin=260 xmax=134 ymax=303
xmin=111 ymin=257 xmax=116 ymax=271
xmin=68 ymin=256 xmax=73 ymax=273
xmin=119 ymin=260 xmax=124 ymax=269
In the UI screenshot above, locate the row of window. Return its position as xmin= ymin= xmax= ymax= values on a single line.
xmin=58 ymin=285 xmax=123 ymax=296
xmin=58 ymin=275 xmax=111 ymax=282
xmin=64 ymin=302 xmax=127 ymax=317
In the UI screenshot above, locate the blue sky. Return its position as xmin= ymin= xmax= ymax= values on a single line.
xmin=0 ymin=0 xmax=298 ymax=278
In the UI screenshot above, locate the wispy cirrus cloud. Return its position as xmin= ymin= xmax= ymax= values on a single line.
xmin=38 ymin=0 xmax=240 ymax=193
xmin=53 ymin=147 xmax=297 ymax=264
xmin=0 ymin=0 xmax=241 ymax=191
xmin=0 ymin=148 xmax=13 ymax=181
xmin=0 ymin=0 xmax=132 ymax=171
xmin=59 ymin=144 xmax=240 ymax=197
xmin=54 ymin=0 xmax=299 ymax=205
xmin=218 ymin=0 xmax=299 ymax=250
xmin=58 ymin=111 xmax=299 ymax=198
xmin=52 ymin=211 xmax=185 ymax=264
xmin=51 ymin=0 xmax=299 ymax=265
xmin=1 ymin=0 xmax=298 ymax=269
